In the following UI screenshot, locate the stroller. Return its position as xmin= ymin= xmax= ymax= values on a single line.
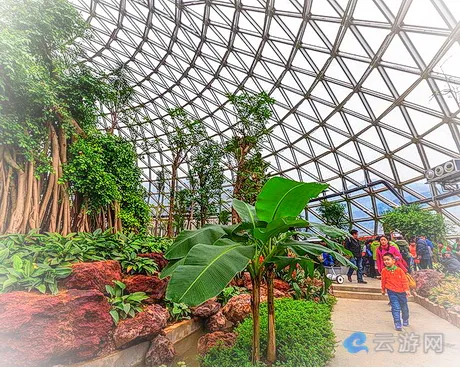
xmin=322 ymin=252 xmax=344 ymax=284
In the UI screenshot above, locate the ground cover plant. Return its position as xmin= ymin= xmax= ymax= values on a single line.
xmin=201 ymin=298 xmax=336 ymax=367
xmin=0 ymin=230 xmax=172 ymax=293
xmin=106 ymin=280 xmax=149 ymax=324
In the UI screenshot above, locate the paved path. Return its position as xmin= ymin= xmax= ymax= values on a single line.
xmin=328 ymin=278 xmax=460 ymax=366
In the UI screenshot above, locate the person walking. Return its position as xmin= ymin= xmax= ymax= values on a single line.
xmin=416 ymin=237 xmax=431 ymax=269
xmin=376 ymin=235 xmax=408 ymax=274
xmin=345 ymin=229 xmax=367 ymax=283
xmin=381 ymin=252 xmax=411 ymax=331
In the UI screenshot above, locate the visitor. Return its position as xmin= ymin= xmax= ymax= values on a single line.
xmin=370 ymin=237 xmax=381 ymax=278
xmin=416 ymin=236 xmax=431 ymax=269
xmin=454 ymin=238 xmax=460 ymax=260
xmin=364 ymin=239 xmax=376 ymax=278
xmin=376 ymin=235 xmax=408 ymax=274
xmin=421 ymin=236 xmax=434 ymax=268
xmin=381 ymin=252 xmax=411 ymax=331
xmin=395 ymin=238 xmax=412 ymax=274
xmin=409 ymin=238 xmax=419 ymax=272
xmin=345 ymin=229 xmax=367 ymax=284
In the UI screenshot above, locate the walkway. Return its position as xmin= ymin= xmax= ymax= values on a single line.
xmin=328 ymin=278 xmax=460 ymax=367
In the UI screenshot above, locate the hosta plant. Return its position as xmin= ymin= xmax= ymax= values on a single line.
xmin=161 ymin=176 xmax=354 ymax=364
xmin=165 ymin=300 xmax=191 ymax=322
xmin=105 ymin=280 xmax=149 ymax=324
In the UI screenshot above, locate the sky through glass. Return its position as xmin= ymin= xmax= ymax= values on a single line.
xmin=70 ymin=0 xmax=460 ymax=234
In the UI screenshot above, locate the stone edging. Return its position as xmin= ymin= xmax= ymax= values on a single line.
xmin=75 ymin=319 xmax=202 ymax=367
xmin=412 ymin=292 xmax=460 ymax=329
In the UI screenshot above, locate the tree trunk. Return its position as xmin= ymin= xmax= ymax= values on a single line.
xmin=167 ymin=161 xmax=178 ymax=237
xmin=0 ymin=166 xmax=12 ymax=233
xmin=251 ymin=274 xmax=261 ymax=364
xmin=267 ymin=266 xmax=276 ymax=364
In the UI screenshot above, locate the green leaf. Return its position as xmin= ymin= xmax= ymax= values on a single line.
xmin=255 ymin=177 xmax=328 ymax=222
xmin=23 ymin=260 xmax=34 ymax=277
xmin=232 ymin=199 xmax=258 ymax=227
xmin=255 ymin=217 xmax=309 ymax=242
xmin=166 ymin=242 xmax=255 ymax=306
xmin=110 ymin=310 xmax=120 ymax=325
xmin=165 ymin=225 xmax=226 ymax=260
xmin=283 ymin=240 xmax=354 ymax=268
xmin=12 ymin=255 xmax=23 ymax=272
xmin=308 ymin=223 xmax=349 ymax=240
xmin=0 ymin=248 xmax=10 ymax=263
xmin=122 ymin=303 xmax=131 ymax=314
xmin=105 ymin=285 xmax=115 ymax=296
xmin=2 ymin=276 xmax=18 ymax=291
xmin=36 ymin=284 xmax=47 ymax=294
xmin=160 ymin=258 xmax=185 ymax=279
xmin=114 ymin=280 xmax=126 ymax=290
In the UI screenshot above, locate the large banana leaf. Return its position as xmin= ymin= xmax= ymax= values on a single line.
xmin=254 ymin=217 xmax=309 ymax=242
xmin=255 ymin=177 xmax=328 ymax=222
xmin=166 ymin=242 xmax=255 ymax=306
xmin=282 ymin=240 xmax=355 ymax=268
xmin=159 ymin=258 xmax=184 ymax=279
xmin=308 ymin=223 xmax=349 ymax=240
xmin=233 ymin=199 xmax=258 ymax=227
xmin=164 ymin=225 xmax=226 ymax=260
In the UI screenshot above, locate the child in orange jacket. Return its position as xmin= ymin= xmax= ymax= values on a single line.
xmin=381 ymin=252 xmax=411 ymax=331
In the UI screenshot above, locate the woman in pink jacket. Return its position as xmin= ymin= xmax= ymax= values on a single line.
xmin=376 ymin=235 xmax=408 ymax=273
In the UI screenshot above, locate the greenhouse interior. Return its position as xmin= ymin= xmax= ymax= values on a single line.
xmin=1 ymin=0 xmax=460 ymax=366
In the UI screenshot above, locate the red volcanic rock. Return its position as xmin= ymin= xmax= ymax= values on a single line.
xmin=273 ymin=279 xmax=291 ymax=292
xmin=206 ymin=311 xmax=231 ymax=332
xmin=61 ymin=260 xmax=122 ymax=293
xmin=197 ymin=331 xmax=237 ymax=355
xmin=138 ymin=252 xmax=168 ymax=271
xmin=145 ymin=335 xmax=176 ymax=366
xmin=123 ymin=274 xmax=168 ymax=303
xmin=113 ymin=304 xmax=169 ymax=349
xmin=221 ymin=294 xmax=252 ymax=324
xmin=0 ymin=289 xmax=114 ymax=366
xmin=243 ymin=272 xmax=253 ymax=289
xmin=191 ymin=298 xmax=221 ymax=318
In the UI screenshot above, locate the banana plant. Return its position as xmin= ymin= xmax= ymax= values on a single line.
xmin=160 ymin=177 xmax=354 ymax=364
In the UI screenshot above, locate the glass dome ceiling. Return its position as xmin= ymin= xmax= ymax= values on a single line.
xmin=70 ymin=0 xmax=460 ymax=234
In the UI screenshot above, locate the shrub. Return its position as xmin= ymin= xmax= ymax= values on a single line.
xmin=413 ymin=269 xmax=444 ymax=297
xmin=428 ymin=275 xmax=460 ymax=313
xmin=106 ymin=280 xmax=149 ymax=324
xmin=201 ymin=299 xmax=335 ymax=367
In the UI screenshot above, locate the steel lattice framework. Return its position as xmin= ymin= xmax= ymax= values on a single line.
xmin=70 ymin=0 xmax=460 ymax=234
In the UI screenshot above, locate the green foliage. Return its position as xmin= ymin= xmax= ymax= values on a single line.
xmin=224 ymin=91 xmax=274 ymax=206
xmin=428 ymin=275 xmax=460 ymax=311
xmin=317 ymin=200 xmax=350 ymax=231
xmin=106 ymin=280 xmax=149 ymax=324
xmin=381 ymin=204 xmax=448 ymax=242
xmin=64 ymin=132 xmax=151 ymax=232
xmin=218 ymin=210 xmax=231 ymax=225
xmin=201 ymin=299 xmax=335 ymax=367
xmin=165 ymin=300 xmax=191 ymax=322
xmin=225 ymin=91 xmax=275 ymax=152
xmin=188 ymin=141 xmax=225 ymax=225
xmin=0 ymin=230 xmax=172 ymax=293
xmin=173 ymin=188 xmax=193 ymax=234
xmin=0 ymin=0 xmax=109 ymax=159
xmin=162 ymin=177 xmax=352 ymax=307
xmin=216 ymin=285 xmax=244 ymax=306
xmin=238 ymin=152 xmax=271 ymax=205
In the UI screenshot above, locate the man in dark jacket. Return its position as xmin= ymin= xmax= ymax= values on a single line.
xmin=345 ymin=229 xmax=367 ymax=283
xmin=416 ymin=237 xmax=431 ymax=269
